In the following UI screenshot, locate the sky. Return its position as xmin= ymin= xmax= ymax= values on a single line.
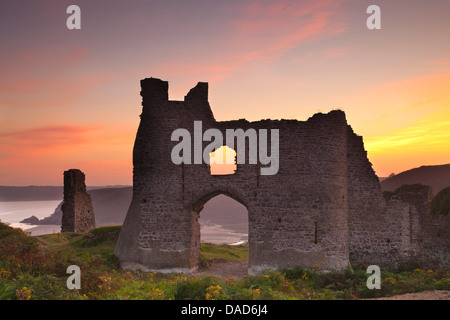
xmin=1 ymin=0 xmax=449 ymax=186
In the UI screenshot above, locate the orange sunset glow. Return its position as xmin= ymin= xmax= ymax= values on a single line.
xmin=1 ymin=0 xmax=449 ymax=186
xmin=210 ymin=146 xmax=237 ymax=175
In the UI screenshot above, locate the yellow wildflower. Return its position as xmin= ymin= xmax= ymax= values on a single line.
xmin=252 ymin=288 xmax=261 ymax=299
xmin=205 ymin=285 xmax=223 ymax=300
xmin=16 ymin=286 xmax=32 ymax=300
xmin=384 ymin=277 xmax=397 ymax=285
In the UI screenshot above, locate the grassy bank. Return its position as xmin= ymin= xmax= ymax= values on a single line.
xmin=0 ymin=222 xmax=448 ymax=300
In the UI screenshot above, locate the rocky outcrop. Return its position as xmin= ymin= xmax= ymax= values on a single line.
xmin=20 ymin=215 xmax=40 ymax=225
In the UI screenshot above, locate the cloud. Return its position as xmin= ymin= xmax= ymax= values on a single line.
xmin=347 ymin=70 xmax=450 ymax=131
xmin=323 ymin=46 xmax=350 ymax=58
xmin=366 ymin=120 xmax=450 ymax=152
xmin=0 ymin=74 xmax=113 ymax=110
xmin=0 ymin=46 xmax=87 ymax=76
xmin=0 ymin=123 xmax=135 ymax=185
xmin=0 ymin=125 xmax=102 ymax=153
xmin=365 ymin=117 xmax=450 ymax=177
xmin=232 ymin=0 xmax=347 ymax=55
xmin=359 ymin=71 xmax=450 ymax=155
xmin=152 ymin=0 xmax=348 ymax=85
xmin=429 ymin=55 xmax=450 ymax=70
xmin=0 ymin=46 xmax=114 ymax=109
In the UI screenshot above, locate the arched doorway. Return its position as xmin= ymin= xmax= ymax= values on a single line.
xmin=200 ymin=194 xmax=248 ymax=245
xmin=190 ymin=191 xmax=249 ymax=275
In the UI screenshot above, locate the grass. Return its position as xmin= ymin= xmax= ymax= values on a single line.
xmin=200 ymin=243 xmax=248 ymax=263
xmin=35 ymin=226 xmax=121 ymax=270
xmin=0 ymin=221 xmax=448 ymax=300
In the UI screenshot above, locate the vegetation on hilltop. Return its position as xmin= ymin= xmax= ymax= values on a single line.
xmin=0 ymin=222 xmax=448 ymax=300
xmin=430 ymin=187 xmax=450 ymax=216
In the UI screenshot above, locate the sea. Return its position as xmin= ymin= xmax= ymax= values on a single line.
xmin=0 ymin=200 xmax=248 ymax=245
xmin=0 ymin=200 xmax=61 ymax=232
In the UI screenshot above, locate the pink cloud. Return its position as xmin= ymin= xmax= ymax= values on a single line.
xmin=428 ymin=55 xmax=450 ymax=72
xmin=0 ymin=46 xmax=115 ymax=109
xmin=0 ymin=125 xmax=102 ymax=151
xmin=0 ymin=74 xmax=112 ymax=98
xmin=323 ymin=46 xmax=350 ymax=58
xmin=66 ymin=47 xmax=88 ymax=63
xmin=0 ymin=46 xmax=88 ymax=75
xmin=0 ymin=124 xmax=134 ymax=185
xmin=231 ymin=0 xmax=347 ymax=54
xmin=152 ymin=0 xmax=348 ymax=85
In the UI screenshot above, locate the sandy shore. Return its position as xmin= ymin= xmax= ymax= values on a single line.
xmin=25 ymin=222 xmax=247 ymax=245
xmin=200 ymin=223 xmax=248 ymax=245
xmin=26 ymin=224 xmax=61 ymax=236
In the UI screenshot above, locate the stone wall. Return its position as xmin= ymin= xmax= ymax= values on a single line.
xmin=388 ymin=184 xmax=450 ymax=268
xmin=349 ymin=182 xmax=450 ymax=269
xmin=61 ymin=169 xmax=95 ymax=233
xmin=421 ymin=213 xmax=450 ymax=268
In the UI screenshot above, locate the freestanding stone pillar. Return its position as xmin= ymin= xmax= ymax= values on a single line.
xmin=61 ymin=169 xmax=95 ymax=233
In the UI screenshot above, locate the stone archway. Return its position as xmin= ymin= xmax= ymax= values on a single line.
xmin=192 ymin=188 xmax=248 ymax=213
xmin=189 ymin=189 xmax=249 ymax=270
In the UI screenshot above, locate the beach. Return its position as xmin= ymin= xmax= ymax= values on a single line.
xmin=0 ymin=201 xmax=248 ymax=245
xmin=0 ymin=200 xmax=61 ymax=230
xmin=24 ymin=223 xmax=247 ymax=245
xmin=200 ymin=222 xmax=248 ymax=245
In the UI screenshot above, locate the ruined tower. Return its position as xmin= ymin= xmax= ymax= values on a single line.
xmin=61 ymin=169 xmax=95 ymax=233
xmin=115 ymin=78 xmax=350 ymax=273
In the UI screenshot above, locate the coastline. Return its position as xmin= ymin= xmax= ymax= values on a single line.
xmin=0 ymin=200 xmax=249 ymax=245
xmin=19 ymin=222 xmax=248 ymax=246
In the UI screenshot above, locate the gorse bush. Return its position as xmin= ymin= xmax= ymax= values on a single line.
xmin=175 ymin=276 xmax=219 ymax=300
xmin=0 ymin=222 xmax=448 ymax=300
xmin=0 ymin=222 xmax=66 ymax=276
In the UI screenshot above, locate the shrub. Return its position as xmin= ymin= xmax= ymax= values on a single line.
xmin=175 ymin=276 xmax=222 ymax=300
xmin=0 ymin=222 xmax=65 ymax=276
xmin=1 ymin=273 xmax=84 ymax=300
xmin=430 ymin=186 xmax=450 ymax=216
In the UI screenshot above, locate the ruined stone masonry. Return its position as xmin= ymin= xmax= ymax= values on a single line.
xmin=114 ymin=77 xmax=449 ymax=273
xmin=61 ymin=169 xmax=95 ymax=233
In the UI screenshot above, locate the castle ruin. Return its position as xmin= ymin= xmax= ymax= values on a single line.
xmin=114 ymin=77 xmax=449 ymax=273
xmin=61 ymin=169 xmax=95 ymax=233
